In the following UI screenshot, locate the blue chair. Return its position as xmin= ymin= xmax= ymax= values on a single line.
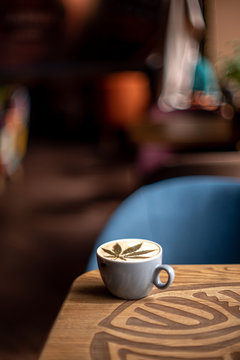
xmin=86 ymin=176 xmax=240 ymax=271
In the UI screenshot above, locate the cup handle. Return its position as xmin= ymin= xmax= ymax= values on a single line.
xmin=153 ymin=264 xmax=175 ymax=289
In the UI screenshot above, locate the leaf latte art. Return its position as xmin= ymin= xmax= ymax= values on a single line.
xmin=99 ymin=240 xmax=160 ymax=261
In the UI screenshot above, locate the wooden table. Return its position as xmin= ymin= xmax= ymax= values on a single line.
xmin=40 ymin=265 xmax=240 ymax=360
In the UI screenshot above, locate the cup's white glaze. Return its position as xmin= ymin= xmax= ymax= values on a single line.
xmin=97 ymin=238 xmax=175 ymax=300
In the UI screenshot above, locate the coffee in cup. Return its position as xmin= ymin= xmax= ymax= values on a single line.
xmin=97 ymin=238 xmax=175 ymax=300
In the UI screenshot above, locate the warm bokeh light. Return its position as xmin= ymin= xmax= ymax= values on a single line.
xmin=99 ymin=71 xmax=151 ymax=128
xmin=61 ymin=0 xmax=101 ymax=37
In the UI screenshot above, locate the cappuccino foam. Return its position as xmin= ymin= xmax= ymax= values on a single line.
xmin=97 ymin=239 xmax=160 ymax=262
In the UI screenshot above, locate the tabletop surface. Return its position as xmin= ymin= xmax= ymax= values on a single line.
xmin=39 ymin=265 xmax=240 ymax=360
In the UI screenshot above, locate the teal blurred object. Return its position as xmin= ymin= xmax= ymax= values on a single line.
xmin=193 ymin=56 xmax=220 ymax=98
xmin=86 ymin=176 xmax=240 ymax=270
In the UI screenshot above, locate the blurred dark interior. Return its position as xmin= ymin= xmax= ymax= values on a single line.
xmin=1 ymin=0 xmax=240 ymax=359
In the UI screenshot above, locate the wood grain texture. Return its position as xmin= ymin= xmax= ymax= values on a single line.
xmin=39 ymin=265 xmax=240 ymax=360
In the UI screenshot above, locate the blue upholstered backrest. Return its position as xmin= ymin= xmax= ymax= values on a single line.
xmin=86 ymin=176 xmax=240 ymax=271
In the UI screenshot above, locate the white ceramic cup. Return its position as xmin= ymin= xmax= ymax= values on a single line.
xmin=97 ymin=238 xmax=175 ymax=300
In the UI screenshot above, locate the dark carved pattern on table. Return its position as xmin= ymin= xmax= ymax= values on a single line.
xmin=90 ymin=283 xmax=240 ymax=360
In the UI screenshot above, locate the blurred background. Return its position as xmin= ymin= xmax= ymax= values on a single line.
xmin=1 ymin=0 xmax=240 ymax=359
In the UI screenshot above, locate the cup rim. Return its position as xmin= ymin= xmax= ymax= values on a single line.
xmin=96 ymin=238 xmax=162 ymax=263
